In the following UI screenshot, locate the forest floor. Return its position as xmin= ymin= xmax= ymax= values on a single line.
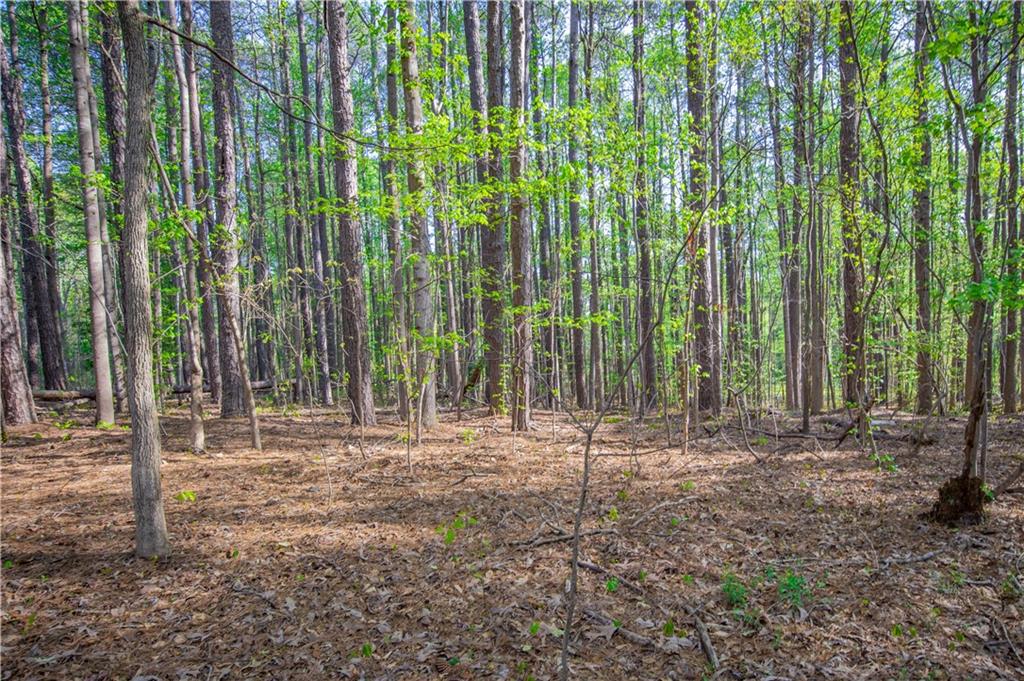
xmin=1 ymin=403 xmax=1022 ymax=680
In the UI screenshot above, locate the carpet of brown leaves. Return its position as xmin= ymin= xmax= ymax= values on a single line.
xmin=1 ymin=406 xmax=1022 ymax=680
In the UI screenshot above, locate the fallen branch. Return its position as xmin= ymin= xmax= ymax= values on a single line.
xmin=693 ymin=614 xmax=719 ymax=672
xmin=994 ymin=460 xmax=1024 ymax=498
xmin=581 ymin=608 xmax=660 ymax=650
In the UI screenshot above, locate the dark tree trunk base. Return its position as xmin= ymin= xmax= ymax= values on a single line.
xmin=928 ymin=475 xmax=985 ymax=525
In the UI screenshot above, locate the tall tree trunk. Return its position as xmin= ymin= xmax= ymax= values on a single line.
xmin=118 ymin=0 xmax=170 ymax=558
xmin=686 ymin=0 xmax=720 ymax=416
xmin=383 ymin=4 xmax=409 ymax=422
xmin=298 ymin=1 xmax=332 ymax=406
xmin=913 ymin=0 xmax=934 ymax=415
xmin=509 ymin=0 xmax=532 ymax=432
xmin=481 ymin=0 xmax=506 ymax=414
xmin=68 ymin=0 xmax=116 ymax=426
xmin=399 ymin=0 xmax=438 ymax=429
xmin=2 ymin=8 xmax=66 ymax=391
xmin=277 ymin=17 xmax=310 ymax=405
xmin=584 ymin=5 xmax=602 ymax=410
xmin=33 ymin=2 xmax=65 ymax=369
xmin=838 ymin=0 xmax=866 ymax=433
xmin=210 ymin=1 xmax=245 ymax=418
xmin=567 ymin=1 xmax=587 ymax=409
xmin=792 ymin=3 xmax=810 ymax=430
xmin=633 ymin=0 xmax=657 ymax=413
xmin=326 ymin=0 xmax=376 ymax=426
xmin=1000 ymin=2 xmax=1020 ymax=414
xmin=182 ymin=0 xmax=221 ymax=404
xmin=0 ymin=125 xmax=35 ymax=428
xmin=164 ymin=0 xmax=205 ymax=453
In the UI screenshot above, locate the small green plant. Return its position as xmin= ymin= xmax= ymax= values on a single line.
xmin=681 ymin=574 xmax=695 ymax=585
xmin=612 ymin=619 xmax=622 ymax=629
xmin=174 ymin=490 xmax=197 ymax=503
xmin=55 ymin=419 xmax=75 ymax=431
xmin=891 ymin=623 xmax=903 ymax=638
xmin=615 ymin=489 xmax=629 ymax=502
xmin=359 ymin=642 xmax=374 ymax=657
xmin=605 ymin=578 xmax=619 ymax=593
xmin=721 ymin=572 xmax=748 ymax=608
xmin=458 ymin=428 xmax=476 ymax=444
xmin=662 ymin=619 xmax=675 ymax=637
xmin=1000 ymin=574 xmax=1022 ymax=601
xmin=669 ymin=517 xmax=680 ymax=527
xmin=777 ymin=570 xmax=809 ymax=608
xmin=638 ymin=569 xmax=648 ymax=583
xmin=435 ymin=510 xmax=478 ymax=546
xmin=939 ymin=566 xmax=965 ymax=593
xmin=982 ymin=484 xmax=995 ymax=502
xmin=529 ymin=621 xmax=540 ymax=635
xmin=2 ymin=559 xmax=12 ymax=570
xmin=680 ymin=480 xmax=696 ymax=492
xmin=605 ymin=506 xmax=619 ymax=522
xmin=96 ymin=420 xmax=115 ymax=431
xmin=752 ymin=435 xmax=769 ymax=446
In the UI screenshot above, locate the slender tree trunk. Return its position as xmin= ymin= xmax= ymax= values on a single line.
xmin=567 ymin=1 xmax=587 ymax=409
xmin=633 ymin=1 xmax=657 ymax=413
xmin=118 ymin=0 xmax=170 ymax=558
xmin=68 ymin=0 xmax=116 ymax=426
xmin=481 ymin=0 xmax=506 ymax=414
xmin=209 ymin=1 xmax=246 ymax=418
xmin=182 ymin=0 xmax=221 ymax=404
xmin=0 ymin=126 xmax=35 ymax=427
xmin=326 ymin=0 xmax=376 ymax=425
xmin=33 ymin=2 xmax=65 ymax=369
xmin=297 ymin=1 xmax=332 ymax=406
xmin=509 ymin=0 xmax=532 ymax=431
xmin=584 ymin=5 xmax=602 ymax=410
xmin=1001 ymin=3 xmax=1020 ymax=414
xmin=838 ymin=0 xmax=866 ymax=433
xmin=686 ymin=0 xmax=720 ymax=416
xmin=913 ymin=1 xmax=934 ymax=415
xmin=792 ymin=3 xmax=810 ymax=430
xmin=2 ymin=8 xmax=66 ymax=392
xmin=164 ymin=0 xmax=205 ymax=452
xmin=399 ymin=0 xmax=438 ymax=429
xmin=384 ymin=4 xmax=409 ymax=422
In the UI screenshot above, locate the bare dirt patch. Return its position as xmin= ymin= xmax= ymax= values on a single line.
xmin=2 ymin=408 xmax=1022 ymax=679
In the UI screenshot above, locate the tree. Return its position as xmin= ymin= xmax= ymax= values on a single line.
xmin=0 ymin=122 xmax=35 ymax=428
xmin=118 ymin=0 xmax=169 ymax=558
xmin=838 ymin=0 xmax=866 ymax=434
xmin=398 ymin=0 xmax=437 ymax=430
xmin=913 ymin=0 xmax=934 ymax=416
xmin=633 ymin=0 xmax=657 ymax=413
xmin=210 ymin=0 xmax=260 ymax=448
xmin=686 ymin=0 xmax=721 ymax=416
xmin=326 ymin=0 xmax=376 ymax=425
xmin=67 ymin=0 xmax=116 ymax=426
xmin=1000 ymin=2 xmax=1020 ymax=414
xmin=2 ymin=7 xmax=67 ymax=392
xmin=568 ymin=1 xmax=586 ymax=409
xmin=509 ymin=0 xmax=532 ymax=431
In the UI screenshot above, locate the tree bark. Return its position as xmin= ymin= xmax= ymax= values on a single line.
xmin=398 ymin=0 xmax=438 ymax=429
xmin=298 ymin=1 xmax=332 ymax=406
xmin=210 ymin=0 xmax=246 ymax=418
xmin=913 ymin=1 xmax=934 ymax=415
xmin=838 ymin=0 xmax=866 ymax=430
xmin=326 ymin=0 xmax=376 ymax=425
xmin=2 ymin=7 xmax=67 ymax=392
xmin=182 ymin=0 xmax=221 ymax=404
xmin=633 ymin=0 xmax=657 ymax=413
xmin=118 ymin=0 xmax=170 ymax=558
xmin=68 ymin=0 xmax=116 ymax=426
xmin=0 ymin=124 xmax=35 ymax=427
xmin=509 ymin=0 xmax=532 ymax=432
xmin=568 ymin=1 xmax=587 ymax=409
xmin=686 ymin=0 xmax=721 ymax=416
xmin=1000 ymin=2 xmax=1020 ymax=414
xmin=164 ymin=0 xmax=205 ymax=453
xmin=481 ymin=0 xmax=506 ymax=414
